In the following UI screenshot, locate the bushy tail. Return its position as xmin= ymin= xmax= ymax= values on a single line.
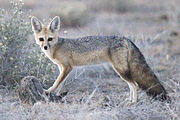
xmin=128 ymin=41 xmax=170 ymax=102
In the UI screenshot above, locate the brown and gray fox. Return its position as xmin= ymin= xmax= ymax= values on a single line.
xmin=31 ymin=16 xmax=170 ymax=103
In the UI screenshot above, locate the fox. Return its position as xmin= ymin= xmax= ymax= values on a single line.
xmin=31 ymin=16 xmax=170 ymax=103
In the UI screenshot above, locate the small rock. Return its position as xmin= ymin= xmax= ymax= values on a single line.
xmin=19 ymin=76 xmax=67 ymax=105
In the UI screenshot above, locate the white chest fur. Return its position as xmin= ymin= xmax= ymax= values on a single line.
xmin=43 ymin=49 xmax=59 ymax=64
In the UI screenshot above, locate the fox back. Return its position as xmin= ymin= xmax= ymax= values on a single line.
xmin=55 ymin=36 xmax=131 ymax=66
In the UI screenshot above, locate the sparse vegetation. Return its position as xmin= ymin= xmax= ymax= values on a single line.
xmin=0 ymin=1 xmax=31 ymax=89
xmin=0 ymin=1 xmax=57 ymax=90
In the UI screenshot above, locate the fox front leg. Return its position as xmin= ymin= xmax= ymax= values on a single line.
xmin=44 ymin=65 xmax=72 ymax=93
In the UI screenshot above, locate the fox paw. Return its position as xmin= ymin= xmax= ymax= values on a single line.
xmin=127 ymin=101 xmax=136 ymax=106
xmin=44 ymin=88 xmax=52 ymax=94
xmin=125 ymin=98 xmax=132 ymax=102
xmin=125 ymin=98 xmax=137 ymax=106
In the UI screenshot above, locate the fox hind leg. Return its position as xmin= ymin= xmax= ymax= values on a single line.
xmin=112 ymin=66 xmax=139 ymax=103
xmin=127 ymin=81 xmax=138 ymax=103
xmin=127 ymin=82 xmax=133 ymax=101
xmin=109 ymin=52 xmax=139 ymax=103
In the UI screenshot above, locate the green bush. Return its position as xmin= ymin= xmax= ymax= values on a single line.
xmin=0 ymin=1 xmax=57 ymax=90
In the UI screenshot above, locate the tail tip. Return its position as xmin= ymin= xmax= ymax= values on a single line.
xmin=154 ymin=93 xmax=171 ymax=103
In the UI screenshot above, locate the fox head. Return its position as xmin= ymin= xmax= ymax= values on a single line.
xmin=31 ymin=16 xmax=60 ymax=51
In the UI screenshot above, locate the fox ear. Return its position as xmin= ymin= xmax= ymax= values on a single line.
xmin=31 ymin=16 xmax=42 ymax=33
xmin=49 ymin=16 xmax=60 ymax=32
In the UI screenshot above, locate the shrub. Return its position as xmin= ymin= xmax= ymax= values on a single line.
xmin=0 ymin=1 xmax=57 ymax=90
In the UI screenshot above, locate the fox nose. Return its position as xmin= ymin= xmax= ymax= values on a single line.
xmin=44 ymin=46 xmax=48 ymax=50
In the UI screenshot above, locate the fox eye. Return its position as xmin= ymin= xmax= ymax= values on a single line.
xmin=48 ymin=37 xmax=53 ymax=41
xmin=39 ymin=38 xmax=44 ymax=41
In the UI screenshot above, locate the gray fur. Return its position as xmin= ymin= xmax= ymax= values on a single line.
xmin=58 ymin=36 xmax=119 ymax=53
